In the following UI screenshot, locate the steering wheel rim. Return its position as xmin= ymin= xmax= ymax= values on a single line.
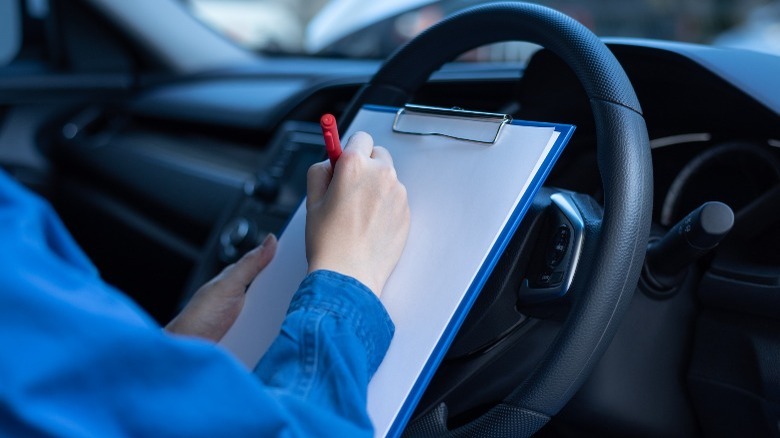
xmin=343 ymin=3 xmax=653 ymax=436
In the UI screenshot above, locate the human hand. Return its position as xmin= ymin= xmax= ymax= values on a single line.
xmin=165 ymin=234 xmax=277 ymax=341
xmin=306 ymin=131 xmax=410 ymax=296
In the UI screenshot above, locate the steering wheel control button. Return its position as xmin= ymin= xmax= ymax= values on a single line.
xmin=546 ymin=225 xmax=570 ymax=267
xmin=519 ymin=193 xmax=584 ymax=303
xmin=535 ymin=269 xmax=564 ymax=287
xmin=538 ymin=270 xmax=553 ymax=286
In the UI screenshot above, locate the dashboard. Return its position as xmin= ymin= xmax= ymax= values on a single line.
xmin=46 ymin=39 xmax=780 ymax=436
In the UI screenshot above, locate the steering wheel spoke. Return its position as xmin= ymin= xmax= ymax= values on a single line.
xmin=444 ymin=188 xmax=601 ymax=362
xmin=518 ymin=191 xmax=588 ymax=304
xmin=408 ymin=189 xmax=604 ymax=428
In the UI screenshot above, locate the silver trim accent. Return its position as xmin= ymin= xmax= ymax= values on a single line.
xmin=550 ymin=193 xmax=585 ymax=296
xmin=649 ymin=133 xmax=711 ymax=149
xmin=392 ymin=104 xmax=511 ymax=144
xmin=518 ymin=192 xmax=585 ymax=302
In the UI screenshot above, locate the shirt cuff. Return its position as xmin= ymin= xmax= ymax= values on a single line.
xmin=289 ymin=270 xmax=395 ymax=376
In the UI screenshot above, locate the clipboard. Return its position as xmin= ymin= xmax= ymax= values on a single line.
xmin=219 ymin=104 xmax=575 ymax=437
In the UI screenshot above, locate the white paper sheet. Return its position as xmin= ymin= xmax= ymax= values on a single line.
xmin=219 ymin=106 xmax=563 ymax=437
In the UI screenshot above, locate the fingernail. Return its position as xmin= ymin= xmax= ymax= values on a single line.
xmin=261 ymin=233 xmax=276 ymax=249
xmin=247 ymin=234 xmax=274 ymax=256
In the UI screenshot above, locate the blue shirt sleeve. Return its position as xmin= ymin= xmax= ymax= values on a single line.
xmin=0 ymin=170 xmax=394 ymax=437
xmin=256 ymin=271 xmax=394 ymax=430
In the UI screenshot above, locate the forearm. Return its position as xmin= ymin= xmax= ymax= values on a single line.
xmin=255 ymin=270 xmax=394 ymax=432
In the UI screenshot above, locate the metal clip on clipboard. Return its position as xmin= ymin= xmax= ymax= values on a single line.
xmin=392 ymin=104 xmax=512 ymax=145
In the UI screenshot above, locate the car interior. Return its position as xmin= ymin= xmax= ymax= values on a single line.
xmin=1 ymin=0 xmax=779 ymax=436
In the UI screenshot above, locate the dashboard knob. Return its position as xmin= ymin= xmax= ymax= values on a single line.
xmin=244 ymin=173 xmax=280 ymax=203
xmin=218 ymin=217 xmax=257 ymax=263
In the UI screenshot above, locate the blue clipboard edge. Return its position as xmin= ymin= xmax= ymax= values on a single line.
xmin=361 ymin=105 xmax=576 ymax=437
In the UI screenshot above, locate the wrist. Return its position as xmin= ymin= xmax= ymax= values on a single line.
xmin=307 ymin=262 xmax=381 ymax=296
xmin=291 ymin=269 xmax=395 ymax=375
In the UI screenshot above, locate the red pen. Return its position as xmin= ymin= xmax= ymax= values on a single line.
xmin=320 ymin=113 xmax=342 ymax=168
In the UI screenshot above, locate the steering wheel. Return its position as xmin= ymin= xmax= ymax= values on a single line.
xmin=342 ymin=3 xmax=652 ymax=436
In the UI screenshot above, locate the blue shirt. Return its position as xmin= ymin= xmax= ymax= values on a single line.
xmin=0 ymin=170 xmax=394 ymax=437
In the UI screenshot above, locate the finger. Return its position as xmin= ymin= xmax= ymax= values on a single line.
xmin=221 ymin=234 xmax=278 ymax=292
xmin=343 ymin=131 xmax=374 ymax=157
xmin=165 ymin=234 xmax=276 ymax=341
xmin=306 ymin=160 xmax=332 ymax=205
xmin=370 ymin=146 xmax=393 ymax=165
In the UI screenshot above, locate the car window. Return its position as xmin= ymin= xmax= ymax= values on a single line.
xmin=0 ymin=0 xmax=50 ymax=68
xmin=184 ymin=0 xmax=780 ymax=60
xmin=0 ymin=1 xmax=22 ymax=65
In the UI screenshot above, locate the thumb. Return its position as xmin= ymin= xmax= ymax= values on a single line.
xmin=165 ymin=234 xmax=277 ymax=341
xmin=217 ymin=233 xmax=278 ymax=293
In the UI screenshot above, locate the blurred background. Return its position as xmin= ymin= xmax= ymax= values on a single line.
xmin=3 ymin=0 xmax=778 ymax=67
xmin=183 ymin=0 xmax=780 ymax=60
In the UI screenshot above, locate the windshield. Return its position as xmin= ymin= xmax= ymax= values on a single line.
xmin=185 ymin=0 xmax=780 ymax=59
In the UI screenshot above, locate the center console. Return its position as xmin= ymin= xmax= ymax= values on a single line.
xmin=182 ymin=121 xmax=325 ymax=302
